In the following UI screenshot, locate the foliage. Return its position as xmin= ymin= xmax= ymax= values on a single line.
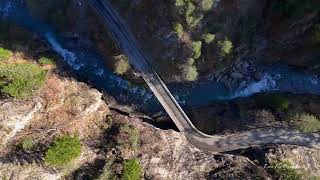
xmin=202 ymin=33 xmax=215 ymax=44
xmin=119 ymin=124 xmax=140 ymax=150
xmin=269 ymin=161 xmax=302 ymax=180
xmin=218 ymin=38 xmax=233 ymax=57
xmin=114 ymin=54 xmax=130 ymax=75
xmin=0 ymin=63 xmax=47 ymax=98
xmin=175 ymin=0 xmax=185 ymax=7
xmin=0 ymin=48 xmax=12 ymax=61
xmin=173 ymin=23 xmax=184 ymax=38
xmin=272 ymin=0 xmax=298 ymax=17
xmin=121 ymin=159 xmax=141 ymax=180
xmin=0 ymin=21 xmax=10 ymax=42
xmin=201 ymin=0 xmax=214 ymax=11
xmin=181 ymin=64 xmax=198 ymax=81
xmin=191 ymin=41 xmax=202 ymax=59
xmin=287 ymin=113 xmax=320 ymax=133
xmin=255 ymin=94 xmax=289 ymax=111
xmin=44 ymin=135 xmax=81 ymax=167
xmin=99 ymin=159 xmax=116 ymax=180
xmin=186 ymin=14 xmax=203 ymax=29
xmin=20 ymin=138 xmax=35 ymax=152
xmin=39 ymin=56 xmax=56 ymax=65
xmin=313 ymin=24 xmax=320 ymax=43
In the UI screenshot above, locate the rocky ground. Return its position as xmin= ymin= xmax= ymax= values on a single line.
xmin=1 ymin=70 xmax=320 ymax=179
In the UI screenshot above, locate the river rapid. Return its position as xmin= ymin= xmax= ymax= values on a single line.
xmin=1 ymin=0 xmax=320 ymax=113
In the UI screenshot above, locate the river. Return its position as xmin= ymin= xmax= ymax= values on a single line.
xmin=1 ymin=0 xmax=320 ymax=113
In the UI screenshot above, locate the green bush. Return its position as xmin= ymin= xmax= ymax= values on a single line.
xmin=121 ymin=159 xmax=141 ymax=180
xmin=175 ymin=0 xmax=185 ymax=7
xmin=255 ymin=94 xmax=289 ymax=111
xmin=44 ymin=135 xmax=81 ymax=167
xmin=313 ymin=24 xmax=320 ymax=43
xmin=191 ymin=41 xmax=202 ymax=59
xmin=186 ymin=14 xmax=203 ymax=29
xmin=0 ymin=21 xmax=10 ymax=42
xmin=0 ymin=48 xmax=12 ymax=61
xmin=20 ymin=138 xmax=35 ymax=152
xmin=0 ymin=63 xmax=47 ymax=98
xmin=181 ymin=64 xmax=198 ymax=81
xmin=218 ymin=38 xmax=233 ymax=57
xmin=269 ymin=161 xmax=302 ymax=180
xmin=173 ymin=23 xmax=184 ymax=38
xmin=39 ymin=56 xmax=56 ymax=65
xmin=202 ymin=33 xmax=215 ymax=44
xmin=119 ymin=124 xmax=140 ymax=150
xmin=287 ymin=113 xmax=320 ymax=133
xmin=114 ymin=54 xmax=130 ymax=75
xmin=201 ymin=0 xmax=214 ymax=11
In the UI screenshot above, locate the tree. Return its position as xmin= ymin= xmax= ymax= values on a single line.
xmin=202 ymin=33 xmax=215 ymax=44
xmin=201 ymin=0 xmax=214 ymax=11
xmin=191 ymin=41 xmax=202 ymax=59
xmin=218 ymin=38 xmax=233 ymax=57
xmin=114 ymin=54 xmax=130 ymax=75
xmin=182 ymin=64 xmax=198 ymax=81
xmin=44 ymin=135 xmax=81 ymax=167
xmin=173 ymin=23 xmax=184 ymax=38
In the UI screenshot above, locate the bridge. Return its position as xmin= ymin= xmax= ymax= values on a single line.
xmin=88 ymin=0 xmax=320 ymax=152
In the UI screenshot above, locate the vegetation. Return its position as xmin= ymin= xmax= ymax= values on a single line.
xmin=181 ymin=64 xmax=198 ymax=81
xmin=173 ymin=23 xmax=184 ymax=38
xmin=119 ymin=124 xmax=140 ymax=150
xmin=44 ymin=135 xmax=81 ymax=167
xmin=114 ymin=54 xmax=130 ymax=75
xmin=287 ymin=113 xmax=320 ymax=133
xmin=38 ymin=56 xmax=56 ymax=65
xmin=201 ymin=0 xmax=214 ymax=11
xmin=0 ymin=21 xmax=10 ymax=42
xmin=98 ymin=159 xmax=116 ymax=180
xmin=0 ymin=48 xmax=12 ymax=61
xmin=202 ymin=33 xmax=215 ymax=44
xmin=255 ymin=94 xmax=290 ymax=111
xmin=0 ymin=63 xmax=47 ymax=98
xmin=313 ymin=24 xmax=320 ymax=43
xmin=269 ymin=161 xmax=302 ymax=180
xmin=218 ymin=38 xmax=233 ymax=57
xmin=121 ymin=159 xmax=141 ymax=180
xmin=191 ymin=41 xmax=202 ymax=59
xmin=20 ymin=138 xmax=35 ymax=152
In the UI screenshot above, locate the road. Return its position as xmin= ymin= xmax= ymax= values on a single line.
xmin=88 ymin=0 xmax=320 ymax=152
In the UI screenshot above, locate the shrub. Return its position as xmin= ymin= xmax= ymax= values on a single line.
xmin=119 ymin=124 xmax=140 ymax=150
xmin=20 ymin=138 xmax=35 ymax=152
xmin=186 ymin=14 xmax=203 ymax=29
xmin=287 ymin=113 xmax=320 ymax=133
xmin=114 ymin=54 xmax=130 ymax=75
xmin=181 ymin=64 xmax=198 ymax=81
xmin=218 ymin=38 xmax=233 ymax=57
xmin=173 ymin=23 xmax=184 ymax=38
xmin=255 ymin=94 xmax=289 ymax=111
xmin=202 ymin=33 xmax=215 ymax=44
xmin=0 ymin=48 xmax=12 ymax=61
xmin=191 ymin=41 xmax=202 ymax=59
xmin=99 ymin=159 xmax=116 ymax=180
xmin=269 ymin=161 xmax=302 ymax=180
xmin=201 ymin=0 xmax=214 ymax=11
xmin=39 ymin=56 xmax=56 ymax=65
xmin=121 ymin=159 xmax=141 ymax=180
xmin=44 ymin=135 xmax=81 ymax=167
xmin=0 ymin=63 xmax=47 ymax=98
xmin=175 ymin=0 xmax=185 ymax=7
xmin=313 ymin=24 xmax=320 ymax=43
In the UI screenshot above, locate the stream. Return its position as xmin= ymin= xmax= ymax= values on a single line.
xmin=1 ymin=0 xmax=320 ymax=113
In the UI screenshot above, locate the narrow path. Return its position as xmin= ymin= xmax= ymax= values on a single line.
xmin=88 ymin=0 xmax=320 ymax=152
